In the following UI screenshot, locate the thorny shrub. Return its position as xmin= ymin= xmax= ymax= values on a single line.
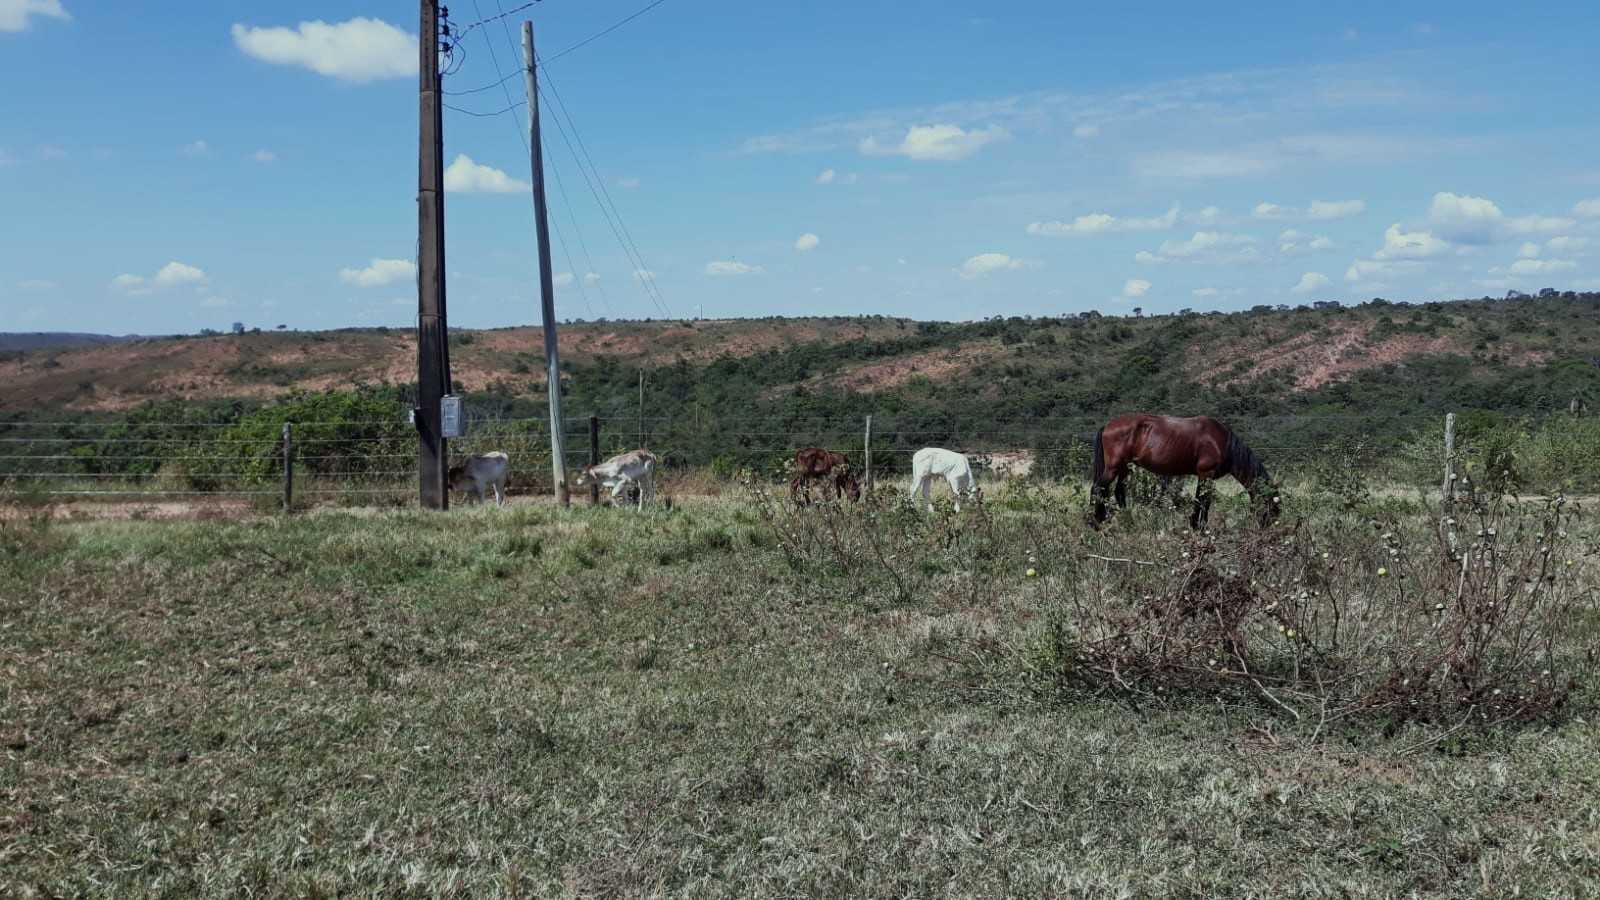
xmin=1022 ymin=492 xmax=1593 ymax=737
xmin=738 ymin=469 xmax=1006 ymax=608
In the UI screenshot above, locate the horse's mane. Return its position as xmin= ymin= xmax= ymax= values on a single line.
xmin=1222 ymin=429 xmax=1268 ymax=485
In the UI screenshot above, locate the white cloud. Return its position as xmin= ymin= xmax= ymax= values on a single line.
xmin=231 ymin=17 xmax=415 ymax=83
xmin=705 ymin=261 xmax=764 ymax=277
xmin=16 ymin=279 xmax=57 ymax=291
xmin=111 ymin=261 xmax=206 ymax=295
xmin=154 ymin=261 xmax=206 ymax=288
xmin=1122 ymin=278 xmax=1151 ymax=299
xmin=1427 ymin=191 xmax=1504 ymax=244
xmin=0 ymin=0 xmax=69 ymax=32
xmin=1506 ymin=214 xmax=1576 ymax=235
xmin=1279 ymin=229 xmax=1335 ymax=255
xmin=180 ymin=140 xmax=210 ymax=158
xmin=1517 ymin=242 xmax=1541 ymax=259
xmin=1192 ymin=287 xmax=1220 ymax=298
xmin=1547 ymin=236 xmax=1589 ymax=254
xmin=583 ymin=272 xmax=601 ymax=286
xmin=956 ymin=252 xmax=1037 ymax=279
xmin=1187 ymin=206 xmax=1225 ymax=225
xmin=339 ymin=258 xmax=415 ymax=287
xmin=1504 ymin=258 xmax=1576 ymax=275
xmin=199 ymin=296 xmax=232 ymax=308
xmin=794 ymin=233 xmax=820 ymax=252
xmin=615 ymin=176 xmax=640 ymax=189
xmin=110 ymin=274 xmax=147 ymax=293
xmin=1027 ymin=206 xmax=1178 ymax=236
xmin=553 ymin=272 xmax=575 ymax=287
xmin=252 ymin=149 xmax=276 ymax=163
xmin=1374 ymin=223 xmax=1450 ymax=260
xmin=1574 ymin=198 xmax=1600 ymax=218
xmin=1258 ymin=199 xmax=1365 ymax=221
xmin=814 ymin=168 xmax=836 ymax=185
xmin=632 ymin=269 xmax=655 ymax=283
xmin=1139 ymin=231 xmax=1259 ymax=264
xmin=1291 ymin=272 xmax=1330 ymax=294
xmin=1307 ymin=199 xmax=1366 ymax=220
xmin=860 ymin=123 xmax=1008 ymax=161
xmin=1134 ymin=150 xmax=1271 ymax=179
xmin=1423 ymin=191 xmax=1575 ymax=245
xmin=1073 ymin=123 xmax=1100 ymax=139
xmin=443 ymin=154 xmax=528 ymax=194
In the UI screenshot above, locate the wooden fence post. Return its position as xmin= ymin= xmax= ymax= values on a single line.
xmin=588 ymin=415 xmax=601 ymax=506
xmin=282 ymin=421 xmax=293 ymax=513
xmin=863 ymin=414 xmax=874 ymax=496
xmin=1442 ymin=412 xmax=1456 ymax=509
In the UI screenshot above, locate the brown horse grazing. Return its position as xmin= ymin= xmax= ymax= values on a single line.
xmin=1090 ymin=414 xmax=1279 ymax=529
xmin=790 ymin=447 xmax=861 ymax=503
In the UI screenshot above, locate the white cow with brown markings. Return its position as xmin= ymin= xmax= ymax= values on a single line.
xmin=576 ymin=449 xmax=658 ymax=510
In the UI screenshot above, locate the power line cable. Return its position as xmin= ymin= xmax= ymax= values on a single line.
xmin=469 ymin=0 xmax=596 ymax=320
xmin=536 ymin=67 xmax=670 ymax=316
xmin=543 ymin=0 xmax=670 ymax=63
xmin=536 ymin=82 xmax=671 ymax=319
xmin=491 ymin=4 xmax=614 ymax=318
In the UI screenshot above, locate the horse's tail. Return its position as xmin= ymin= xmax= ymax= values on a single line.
xmin=1090 ymin=427 xmax=1106 ymax=485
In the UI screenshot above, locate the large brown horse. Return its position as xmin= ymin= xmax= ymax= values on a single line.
xmin=1090 ymin=414 xmax=1279 ymax=529
xmin=791 ymin=447 xmax=861 ymax=503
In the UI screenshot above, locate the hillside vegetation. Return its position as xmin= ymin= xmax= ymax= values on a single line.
xmin=2 ymin=293 xmax=1599 ymax=496
xmin=2 ymin=294 xmax=1597 ymax=421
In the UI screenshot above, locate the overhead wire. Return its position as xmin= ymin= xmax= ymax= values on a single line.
xmin=466 ymin=0 xmax=596 ymax=320
xmin=535 ymin=76 xmax=671 ymax=318
xmin=542 ymin=0 xmax=670 ymax=64
xmin=491 ymin=3 xmax=615 ymax=318
xmin=531 ymin=64 xmax=668 ymax=315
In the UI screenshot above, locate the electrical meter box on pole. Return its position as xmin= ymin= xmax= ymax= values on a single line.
xmin=440 ymin=395 xmax=464 ymax=438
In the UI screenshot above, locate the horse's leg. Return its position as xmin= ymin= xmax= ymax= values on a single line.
xmin=1190 ymin=478 xmax=1215 ymax=530
xmin=1114 ymin=469 xmax=1129 ymax=510
xmin=946 ymin=473 xmax=963 ymax=512
xmin=920 ymin=474 xmax=935 ymax=512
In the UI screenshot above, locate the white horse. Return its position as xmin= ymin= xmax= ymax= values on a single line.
xmin=908 ymin=447 xmax=977 ymax=511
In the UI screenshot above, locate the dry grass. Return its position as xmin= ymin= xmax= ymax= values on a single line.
xmin=2 ymin=491 xmax=1599 ymax=897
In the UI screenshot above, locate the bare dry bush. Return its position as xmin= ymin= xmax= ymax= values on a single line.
xmin=1027 ymin=495 xmax=1590 ymax=739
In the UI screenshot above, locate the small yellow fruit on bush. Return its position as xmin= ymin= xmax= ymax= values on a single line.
xmin=1026 ymin=568 xmax=1038 ymax=577
xmin=1377 ymin=567 xmax=1388 ymax=577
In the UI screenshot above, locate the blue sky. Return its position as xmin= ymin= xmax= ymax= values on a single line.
xmin=3 ymin=0 xmax=1599 ymax=334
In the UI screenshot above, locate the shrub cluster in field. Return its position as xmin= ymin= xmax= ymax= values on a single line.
xmin=740 ymin=477 xmax=1594 ymax=740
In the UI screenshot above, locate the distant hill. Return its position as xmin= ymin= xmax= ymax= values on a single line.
xmin=0 ymin=332 xmax=140 ymax=352
xmin=1 ymin=296 xmax=1598 ymax=438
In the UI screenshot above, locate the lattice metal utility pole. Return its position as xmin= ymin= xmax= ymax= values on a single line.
xmin=416 ymin=0 xmax=453 ymax=510
xmin=522 ymin=20 xmax=569 ymax=507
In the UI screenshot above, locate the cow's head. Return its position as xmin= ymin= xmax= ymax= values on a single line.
xmin=573 ymin=466 xmax=596 ymax=487
xmin=446 ymin=464 xmax=467 ymax=490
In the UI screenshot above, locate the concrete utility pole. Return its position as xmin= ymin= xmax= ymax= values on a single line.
xmin=523 ymin=20 xmax=569 ymax=507
xmin=416 ymin=0 xmax=453 ymax=510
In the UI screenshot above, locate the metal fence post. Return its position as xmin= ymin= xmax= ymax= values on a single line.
xmin=282 ymin=421 xmax=294 ymax=513
xmin=588 ymin=415 xmax=601 ymax=506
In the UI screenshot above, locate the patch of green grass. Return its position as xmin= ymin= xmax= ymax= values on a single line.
xmin=2 ymin=497 xmax=1598 ymax=896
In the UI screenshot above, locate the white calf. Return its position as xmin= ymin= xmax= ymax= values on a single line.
xmin=449 ymin=451 xmax=510 ymax=506
xmin=909 ymin=447 xmax=977 ymax=511
xmin=576 ymin=449 xmax=658 ymax=510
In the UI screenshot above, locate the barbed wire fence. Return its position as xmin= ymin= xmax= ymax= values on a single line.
xmin=4 ymin=409 xmax=1593 ymax=508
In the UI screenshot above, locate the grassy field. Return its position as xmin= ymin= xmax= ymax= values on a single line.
xmin=3 ymin=486 xmax=1599 ymax=897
